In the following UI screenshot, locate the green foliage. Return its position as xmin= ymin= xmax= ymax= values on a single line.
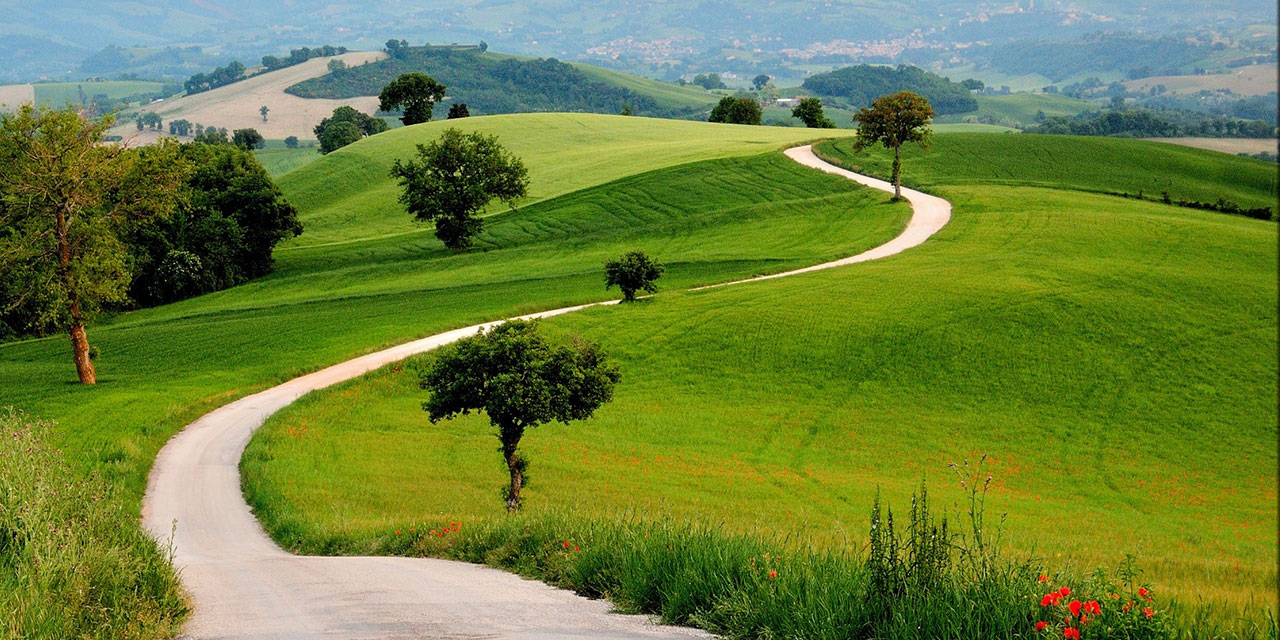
xmin=792 ymin=97 xmax=836 ymax=128
xmin=124 ymin=142 xmax=301 ymax=306
xmin=692 ymin=73 xmax=726 ymax=90
xmin=982 ymin=34 xmax=1208 ymax=82
xmin=1029 ymin=108 xmax=1276 ymax=139
xmin=284 ymin=135 xmax=299 ymax=148
xmin=193 ymin=127 xmax=228 ymax=145
xmin=288 ymin=47 xmax=703 ymax=118
xmin=709 ymin=96 xmax=763 ymax=125
xmin=422 ymin=320 xmax=620 ymax=510
xmin=803 ymin=64 xmax=977 ymax=116
xmin=378 ymin=72 xmax=447 ymax=126
xmin=752 ymin=74 xmax=771 ymax=90
xmin=184 ymin=60 xmax=245 ymax=95
xmin=389 ymin=127 xmax=529 ymax=250
xmin=232 ymin=127 xmax=265 ymax=150
xmin=0 ymin=106 xmax=184 ymax=380
xmin=603 ymin=250 xmax=665 ymax=302
xmin=260 ymin=45 xmax=348 ymax=72
xmin=447 ymin=102 xmax=470 ymax=119
xmin=314 ymin=106 xmax=387 ymax=154
xmin=0 ymin=409 xmax=187 ymax=639
xmin=853 ymin=91 xmax=935 ymax=195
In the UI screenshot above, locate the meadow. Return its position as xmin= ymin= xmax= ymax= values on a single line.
xmin=935 ymin=93 xmax=1093 ymax=127
xmin=31 ymin=80 xmax=167 ymax=106
xmin=0 ymin=116 xmax=891 ymax=508
xmin=241 ymin=129 xmax=1277 ymax=628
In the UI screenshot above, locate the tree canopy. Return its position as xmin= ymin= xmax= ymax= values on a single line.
xmin=792 ymin=97 xmax=836 ymax=128
xmin=378 ymin=72 xmax=447 ymax=126
xmin=232 ymin=128 xmax=265 ymax=150
xmin=853 ymin=91 xmax=934 ymax=198
xmin=389 ymin=128 xmax=529 ymax=250
xmin=604 ymin=250 xmax=665 ymax=302
xmin=802 ymin=65 xmax=975 ymax=115
xmin=421 ymin=320 xmax=620 ymax=511
xmin=709 ymin=96 xmax=763 ymax=125
xmin=0 ymin=106 xmax=186 ymax=382
xmin=313 ymin=106 xmax=388 ymax=154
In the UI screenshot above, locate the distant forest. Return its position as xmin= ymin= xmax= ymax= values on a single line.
xmin=801 ymin=65 xmax=978 ymax=115
xmin=286 ymin=46 xmax=702 ymax=118
xmin=978 ymin=34 xmax=1208 ymax=82
xmin=1028 ymin=107 xmax=1276 ymax=138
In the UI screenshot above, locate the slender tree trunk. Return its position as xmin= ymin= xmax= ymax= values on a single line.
xmin=69 ymin=314 xmax=96 ymax=385
xmin=57 ymin=209 xmax=96 ymax=384
xmin=892 ymin=144 xmax=902 ymax=199
xmin=504 ymin=444 xmax=523 ymax=513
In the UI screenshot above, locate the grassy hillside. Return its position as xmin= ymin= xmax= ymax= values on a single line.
xmin=32 ymin=81 xmax=167 ymax=106
xmin=278 ymin=113 xmax=853 ymax=246
xmin=0 ymin=115 xmax=878 ymax=508
xmin=287 ymin=46 xmax=717 ymax=119
xmin=254 ymin=146 xmax=321 ymax=177
xmin=241 ymin=131 xmax=1276 ymax=620
xmin=935 ymin=93 xmax=1093 ymax=128
xmin=815 ymin=133 xmax=1278 ymax=212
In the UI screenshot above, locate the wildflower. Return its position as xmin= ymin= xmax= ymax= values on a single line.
xmin=1039 ymin=575 xmax=1049 ymax=582
xmin=1041 ymin=594 xmax=1055 ymax=607
xmin=1036 ymin=621 xmax=1048 ymax=631
xmin=1143 ymin=607 xmax=1154 ymax=619
xmin=1138 ymin=587 xmax=1149 ymax=598
xmin=1059 ymin=587 xmax=1071 ymax=597
xmin=1110 ymin=593 xmax=1120 ymax=600
xmin=429 ymin=529 xmax=436 ymax=536
xmin=1123 ymin=601 xmax=1132 ymax=612
xmin=574 ymin=546 xmax=580 ymax=551
xmin=768 ymin=570 xmax=778 ymax=579
xmin=1068 ymin=600 xmax=1082 ymax=617
xmin=563 ymin=541 xmax=570 ymax=549
xmin=1084 ymin=601 xmax=1101 ymax=616
xmin=1064 ymin=628 xmax=1080 ymax=640
xmin=395 ymin=530 xmax=401 ymax=536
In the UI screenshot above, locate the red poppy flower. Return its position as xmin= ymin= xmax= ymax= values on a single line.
xmin=1138 ymin=587 xmax=1148 ymax=597
xmin=574 ymin=546 xmax=580 ymax=551
xmin=1143 ymin=607 xmax=1154 ymax=619
xmin=1068 ymin=600 xmax=1082 ymax=617
xmin=563 ymin=541 xmax=570 ymax=549
xmin=768 ymin=570 xmax=778 ymax=579
xmin=1059 ymin=587 xmax=1071 ymax=597
xmin=1123 ymin=602 xmax=1132 ymax=612
xmin=1084 ymin=601 xmax=1101 ymax=616
xmin=1041 ymin=594 xmax=1055 ymax=607
xmin=1035 ymin=621 xmax=1048 ymax=631
xmin=1039 ymin=575 xmax=1049 ymax=582
xmin=1063 ymin=627 xmax=1080 ymax=640
xmin=395 ymin=530 xmax=401 ymax=536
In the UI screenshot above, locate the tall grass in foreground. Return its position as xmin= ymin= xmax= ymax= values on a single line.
xmin=268 ymin=465 xmax=1275 ymax=640
xmin=0 ymin=409 xmax=187 ymax=640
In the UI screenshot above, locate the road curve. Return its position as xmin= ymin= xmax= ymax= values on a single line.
xmin=141 ymin=144 xmax=950 ymax=639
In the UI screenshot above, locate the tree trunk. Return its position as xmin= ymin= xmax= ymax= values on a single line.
xmin=69 ymin=319 xmax=96 ymax=385
xmin=504 ymin=446 xmax=523 ymax=513
xmin=891 ymin=144 xmax=902 ymax=199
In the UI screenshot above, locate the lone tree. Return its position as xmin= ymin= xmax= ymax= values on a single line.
xmin=604 ymin=250 xmax=664 ymax=302
xmin=379 ymin=73 xmax=447 ymax=126
xmin=259 ymin=105 xmax=269 ymax=122
xmin=792 ymin=97 xmax=835 ymax=128
xmin=421 ymin=320 xmax=620 ymax=512
xmin=284 ymin=135 xmax=299 ymax=148
xmin=232 ymin=128 xmax=265 ymax=150
xmin=708 ymin=96 xmax=762 ymax=125
xmin=752 ymin=74 xmax=771 ymax=90
xmin=447 ymin=102 xmax=470 ymax=119
xmin=852 ymin=91 xmax=934 ymax=199
xmin=390 ymin=128 xmax=528 ymax=250
xmin=0 ymin=106 xmax=185 ymax=383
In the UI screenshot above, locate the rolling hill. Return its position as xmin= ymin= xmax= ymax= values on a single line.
xmin=107 ymin=50 xmax=387 ymax=144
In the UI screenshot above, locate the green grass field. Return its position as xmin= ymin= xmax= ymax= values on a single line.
xmin=4 ymin=115 xmax=1276 ymax=635
xmin=32 ymin=81 xmax=167 ymax=106
xmin=571 ymin=64 xmax=719 ymax=113
xmin=253 ymin=146 xmax=321 ymax=177
xmin=239 ymin=128 xmax=1277 ymax=619
xmin=936 ymin=93 xmax=1093 ymax=128
xmin=0 ymin=116 xmax=882 ymax=508
xmin=816 ymin=133 xmax=1278 ymax=212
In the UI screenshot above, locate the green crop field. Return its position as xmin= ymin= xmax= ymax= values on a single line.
xmin=32 ymin=81 xmax=167 ymax=106
xmin=239 ymin=128 xmax=1277 ymax=621
xmin=4 ymin=114 xmax=1276 ymax=635
xmin=936 ymin=93 xmax=1094 ymax=128
xmin=253 ymin=146 xmax=322 ymax=177
xmin=0 ymin=115 xmax=884 ymax=507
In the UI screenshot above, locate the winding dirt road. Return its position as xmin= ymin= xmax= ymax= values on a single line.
xmin=141 ymin=145 xmax=951 ymax=639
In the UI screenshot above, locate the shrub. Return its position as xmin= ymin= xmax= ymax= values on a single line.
xmin=0 ymin=409 xmax=187 ymax=639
